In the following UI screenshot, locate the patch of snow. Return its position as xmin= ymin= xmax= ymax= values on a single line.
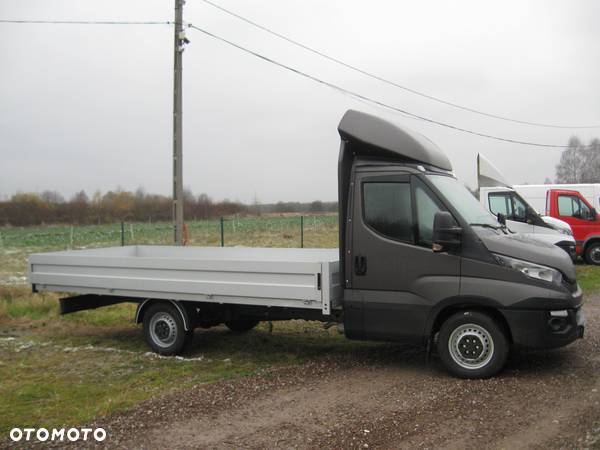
xmin=1 ymin=337 xmax=206 ymax=362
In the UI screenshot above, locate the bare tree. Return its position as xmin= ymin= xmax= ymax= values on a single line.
xmin=40 ymin=190 xmax=65 ymax=204
xmin=556 ymin=136 xmax=600 ymax=183
xmin=309 ymin=200 xmax=325 ymax=212
xmin=581 ymin=138 xmax=600 ymax=183
xmin=556 ymin=136 xmax=584 ymax=183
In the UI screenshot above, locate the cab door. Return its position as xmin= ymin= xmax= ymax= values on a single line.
xmin=556 ymin=193 xmax=598 ymax=246
xmin=350 ymin=172 xmax=460 ymax=342
xmin=488 ymin=192 xmax=533 ymax=234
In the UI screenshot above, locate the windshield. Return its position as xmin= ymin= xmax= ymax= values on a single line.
xmin=427 ymin=174 xmax=499 ymax=227
xmin=514 ymin=192 xmax=539 ymax=216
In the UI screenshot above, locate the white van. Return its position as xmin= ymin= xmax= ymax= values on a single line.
xmin=477 ymin=154 xmax=576 ymax=260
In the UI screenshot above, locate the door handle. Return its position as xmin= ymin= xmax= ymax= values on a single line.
xmin=354 ymin=255 xmax=367 ymax=276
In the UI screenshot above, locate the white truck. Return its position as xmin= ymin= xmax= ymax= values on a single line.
xmin=477 ymin=154 xmax=576 ymax=260
xmin=514 ymin=184 xmax=600 ymax=215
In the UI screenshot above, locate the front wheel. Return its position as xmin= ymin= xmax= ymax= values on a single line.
xmin=438 ymin=311 xmax=509 ymax=379
xmin=585 ymin=242 xmax=600 ymax=266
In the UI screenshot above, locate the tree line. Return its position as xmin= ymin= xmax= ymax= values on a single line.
xmin=0 ymin=189 xmax=337 ymax=227
xmin=555 ymin=136 xmax=600 ymax=183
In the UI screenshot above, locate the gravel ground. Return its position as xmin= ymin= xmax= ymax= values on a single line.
xmin=13 ymin=293 xmax=600 ymax=450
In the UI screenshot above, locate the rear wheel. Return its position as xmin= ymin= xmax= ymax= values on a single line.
xmin=585 ymin=242 xmax=600 ymax=266
xmin=143 ymin=303 xmax=189 ymax=355
xmin=225 ymin=317 xmax=260 ymax=333
xmin=438 ymin=311 xmax=509 ymax=379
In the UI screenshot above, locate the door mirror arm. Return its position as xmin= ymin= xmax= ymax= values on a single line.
xmin=497 ymin=212 xmax=507 ymax=226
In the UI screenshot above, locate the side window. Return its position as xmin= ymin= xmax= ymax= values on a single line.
xmin=558 ymin=195 xmax=577 ymax=217
xmin=414 ymin=181 xmax=447 ymax=246
xmin=363 ymin=182 xmax=413 ymax=242
xmin=489 ymin=193 xmax=511 ymax=217
xmin=579 ymin=198 xmax=592 ymax=219
xmin=511 ymin=194 xmax=528 ymax=222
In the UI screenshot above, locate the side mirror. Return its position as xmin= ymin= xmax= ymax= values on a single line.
xmin=526 ymin=207 xmax=536 ymax=224
xmin=497 ymin=212 xmax=507 ymax=226
xmin=432 ymin=211 xmax=462 ymax=252
xmin=590 ymin=208 xmax=597 ymax=221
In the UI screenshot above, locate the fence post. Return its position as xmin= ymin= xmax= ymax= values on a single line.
xmin=121 ymin=222 xmax=125 ymax=246
xmin=220 ymin=217 xmax=225 ymax=247
xmin=300 ymin=215 xmax=304 ymax=248
xmin=70 ymin=225 xmax=74 ymax=249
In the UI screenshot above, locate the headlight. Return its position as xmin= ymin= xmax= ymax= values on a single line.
xmin=493 ymin=253 xmax=562 ymax=285
xmin=558 ymin=227 xmax=573 ymax=236
xmin=545 ymin=220 xmax=573 ymax=236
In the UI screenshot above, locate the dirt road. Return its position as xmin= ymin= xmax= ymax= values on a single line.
xmin=87 ymin=294 xmax=600 ymax=449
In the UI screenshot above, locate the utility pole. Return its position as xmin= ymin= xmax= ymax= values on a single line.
xmin=172 ymin=0 xmax=185 ymax=244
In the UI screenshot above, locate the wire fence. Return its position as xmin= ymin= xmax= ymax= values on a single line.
xmin=0 ymin=214 xmax=338 ymax=249
xmin=0 ymin=215 xmax=339 ymax=285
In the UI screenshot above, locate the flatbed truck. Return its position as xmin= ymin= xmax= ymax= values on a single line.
xmin=28 ymin=110 xmax=585 ymax=378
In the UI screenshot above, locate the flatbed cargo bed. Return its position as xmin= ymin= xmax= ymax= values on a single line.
xmin=28 ymin=246 xmax=341 ymax=315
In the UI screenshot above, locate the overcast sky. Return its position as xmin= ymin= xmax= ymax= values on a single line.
xmin=1 ymin=0 xmax=599 ymax=203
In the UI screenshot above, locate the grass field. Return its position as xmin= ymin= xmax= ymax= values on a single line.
xmin=0 ymin=286 xmax=382 ymax=435
xmin=1 ymin=216 xmax=599 ymax=437
xmin=0 ymin=215 xmax=341 ymax=433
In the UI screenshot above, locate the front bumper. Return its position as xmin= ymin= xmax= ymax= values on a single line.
xmin=501 ymin=284 xmax=585 ymax=349
xmin=502 ymin=307 xmax=585 ymax=349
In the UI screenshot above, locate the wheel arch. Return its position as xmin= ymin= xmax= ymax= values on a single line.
xmin=426 ymin=297 xmax=513 ymax=344
xmin=135 ymin=299 xmax=191 ymax=331
xmin=583 ymin=236 xmax=600 ymax=252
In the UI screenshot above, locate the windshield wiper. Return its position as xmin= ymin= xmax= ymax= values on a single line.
xmin=470 ymin=223 xmax=501 ymax=230
xmin=470 ymin=223 xmax=509 ymax=234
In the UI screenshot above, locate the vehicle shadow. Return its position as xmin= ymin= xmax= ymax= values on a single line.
xmin=48 ymin=317 xmax=589 ymax=379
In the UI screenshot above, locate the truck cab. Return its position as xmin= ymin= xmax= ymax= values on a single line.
xmin=515 ymin=183 xmax=600 ymax=214
xmin=338 ymin=110 xmax=584 ymax=378
xmin=546 ymin=189 xmax=600 ymax=265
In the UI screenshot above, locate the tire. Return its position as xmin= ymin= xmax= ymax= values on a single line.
xmin=585 ymin=242 xmax=600 ymax=266
xmin=438 ymin=311 xmax=509 ymax=379
xmin=224 ymin=317 xmax=260 ymax=333
xmin=143 ymin=303 xmax=189 ymax=355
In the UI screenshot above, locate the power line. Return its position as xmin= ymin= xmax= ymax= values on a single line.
xmin=199 ymin=0 xmax=600 ymax=130
xmin=189 ymin=25 xmax=590 ymax=149
xmin=0 ymin=19 xmax=171 ymax=25
xmin=0 ymin=16 xmax=591 ymax=147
